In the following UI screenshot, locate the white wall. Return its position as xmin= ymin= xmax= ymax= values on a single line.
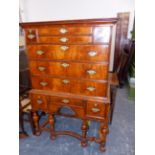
xmin=20 ymin=0 xmax=134 ymax=37
xmin=19 ymin=0 xmax=134 ymax=70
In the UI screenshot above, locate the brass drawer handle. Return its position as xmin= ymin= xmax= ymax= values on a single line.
xmin=61 ymin=63 xmax=70 ymax=68
xmin=60 ymin=46 xmax=69 ymax=51
xmin=87 ymin=86 xmax=96 ymax=92
xmin=91 ymin=108 xmax=100 ymax=113
xmin=86 ymin=70 xmax=96 ymax=75
xmin=59 ymin=28 xmax=68 ymax=34
xmin=37 ymin=99 xmax=43 ymax=104
xmin=60 ymin=37 xmax=68 ymax=43
xmin=88 ymin=51 xmax=97 ymax=57
xmin=40 ymin=82 xmax=48 ymax=86
xmin=36 ymin=50 xmax=44 ymax=55
xmin=62 ymin=79 xmax=70 ymax=84
xmin=62 ymin=99 xmax=70 ymax=104
xmin=27 ymin=34 xmax=35 ymax=39
xmin=38 ymin=66 xmax=46 ymax=71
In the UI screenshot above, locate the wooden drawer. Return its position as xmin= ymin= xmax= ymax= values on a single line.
xmin=27 ymin=45 xmax=109 ymax=62
xmin=86 ymin=101 xmax=105 ymax=118
xmin=48 ymin=102 xmax=85 ymax=118
xmin=30 ymin=93 xmax=48 ymax=111
xmin=25 ymin=29 xmax=37 ymax=43
xmin=37 ymin=26 xmax=93 ymax=35
xmin=93 ymin=26 xmax=111 ymax=43
xmin=38 ymin=36 xmax=92 ymax=44
xmin=25 ymin=26 xmax=92 ymax=37
xmin=29 ymin=61 xmax=108 ymax=80
xmin=49 ymin=96 xmax=84 ymax=107
xmin=26 ymin=33 xmax=92 ymax=44
xmin=31 ymin=76 xmax=108 ymax=97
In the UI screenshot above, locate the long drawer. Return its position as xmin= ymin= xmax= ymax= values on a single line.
xmin=26 ymin=26 xmax=93 ymax=36
xmin=31 ymin=76 xmax=108 ymax=97
xmin=27 ymin=35 xmax=92 ymax=44
xmin=27 ymin=45 xmax=109 ymax=62
xmin=29 ymin=61 xmax=108 ymax=80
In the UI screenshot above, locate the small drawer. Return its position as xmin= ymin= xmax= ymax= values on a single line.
xmin=30 ymin=93 xmax=47 ymax=111
xmin=93 ymin=26 xmax=111 ymax=43
xmin=48 ymin=102 xmax=85 ymax=118
xmin=38 ymin=26 xmax=93 ymax=35
xmin=49 ymin=96 xmax=84 ymax=107
xmin=86 ymin=101 xmax=105 ymax=118
xmin=25 ymin=29 xmax=37 ymax=43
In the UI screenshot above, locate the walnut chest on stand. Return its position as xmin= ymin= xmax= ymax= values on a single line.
xmin=20 ymin=18 xmax=118 ymax=151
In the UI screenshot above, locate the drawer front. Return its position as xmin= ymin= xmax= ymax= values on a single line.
xmin=94 ymin=26 xmax=111 ymax=43
xmin=37 ymin=26 xmax=93 ymax=35
xmin=30 ymin=93 xmax=47 ymax=110
xmin=27 ymin=45 xmax=109 ymax=62
xmin=38 ymin=36 xmax=92 ymax=44
xmin=29 ymin=61 xmax=108 ymax=80
xmin=86 ymin=101 xmax=105 ymax=118
xmin=25 ymin=29 xmax=37 ymax=43
xmin=31 ymin=76 xmax=108 ymax=97
xmin=49 ymin=96 xmax=84 ymax=107
xmin=48 ymin=102 xmax=85 ymax=118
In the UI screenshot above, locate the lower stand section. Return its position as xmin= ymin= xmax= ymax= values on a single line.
xmin=33 ymin=113 xmax=109 ymax=152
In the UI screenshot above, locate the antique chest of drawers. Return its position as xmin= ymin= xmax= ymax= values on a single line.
xmin=20 ymin=18 xmax=117 ymax=151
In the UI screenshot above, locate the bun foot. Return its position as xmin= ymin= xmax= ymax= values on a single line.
xmin=81 ymin=141 xmax=87 ymax=147
xmin=50 ymin=135 xmax=56 ymax=140
xmin=100 ymin=144 xmax=106 ymax=152
xmin=19 ymin=132 xmax=29 ymax=138
xmin=35 ymin=131 xmax=41 ymax=136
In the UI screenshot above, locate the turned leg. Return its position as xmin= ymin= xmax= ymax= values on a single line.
xmin=81 ymin=119 xmax=88 ymax=147
xmin=110 ymin=86 xmax=117 ymax=124
xmin=48 ymin=114 xmax=56 ymax=140
xmin=29 ymin=111 xmax=35 ymax=135
xmin=98 ymin=121 xmax=109 ymax=152
xmin=32 ymin=111 xmax=40 ymax=136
